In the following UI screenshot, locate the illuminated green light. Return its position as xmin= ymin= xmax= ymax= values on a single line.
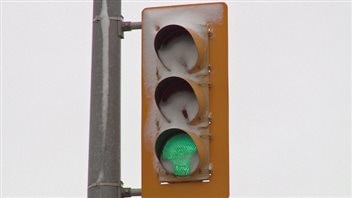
xmin=161 ymin=133 xmax=197 ymax=176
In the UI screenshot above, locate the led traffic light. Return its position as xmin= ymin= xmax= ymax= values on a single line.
xmin=142 ymin=3 xmax=228 ymax=197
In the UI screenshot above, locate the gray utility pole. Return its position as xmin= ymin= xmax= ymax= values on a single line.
xmin=88 ymin=0 xmax=141 ymax=197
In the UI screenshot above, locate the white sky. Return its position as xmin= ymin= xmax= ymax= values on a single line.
xmin=1 ymin=0 xmax=351 ymax=197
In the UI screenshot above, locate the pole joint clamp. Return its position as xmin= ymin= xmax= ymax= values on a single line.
xmin=92 ymin=15 xmax=141 ymax=39
xmin=88 ymin=181 xmax=124 ymax=189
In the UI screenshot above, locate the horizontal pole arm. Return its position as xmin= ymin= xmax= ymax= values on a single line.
xmin=122 ymin=188 xmax=142 ymax=197
xmin=122 ymin=21 xmax=142 ymax=31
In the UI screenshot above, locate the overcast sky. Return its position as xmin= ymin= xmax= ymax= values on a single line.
xmin=1 ymin=0 xmax=351 ymax=197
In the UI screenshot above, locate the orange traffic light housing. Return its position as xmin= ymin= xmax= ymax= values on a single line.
xmin=142 ymin=3 xmax=228 ymax=197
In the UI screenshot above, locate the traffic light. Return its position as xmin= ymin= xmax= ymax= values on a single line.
xmin=142 ymin=3 xmax=228 ymax=197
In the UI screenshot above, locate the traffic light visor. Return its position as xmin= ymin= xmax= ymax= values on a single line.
xmin=154 ymin=25 xmax=206 ymax=73
xmin=155 ymin=128 xmax=200 ymax=176
xmin=154 ymin=77 xmax=206 ymax=124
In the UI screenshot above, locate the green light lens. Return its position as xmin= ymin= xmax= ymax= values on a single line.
xmin=161 ymin=133 xmax=198 ymax=176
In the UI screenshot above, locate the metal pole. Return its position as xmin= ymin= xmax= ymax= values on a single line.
xmin=88 ymin=0 xmax=122 ymax=197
